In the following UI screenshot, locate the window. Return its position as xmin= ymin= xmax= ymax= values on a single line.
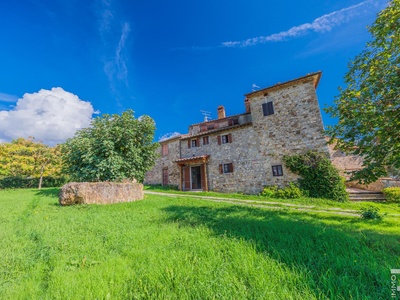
xmin=218 ymin=133 xmax=232 ymax=145
xmin=262 ymin=102 xmax=274 ymax=116
xmin=188 ymin=138 xmax=200 ymax=148
xmin=219 ymin=163 xmax=234 ymax=174
xmin=203 ymin=136 xmax=209 ymax=145
xmin=272 ymin=165 xmax=283 ymax=176
xmin=161 ymin=144 xmax=168 ymax=156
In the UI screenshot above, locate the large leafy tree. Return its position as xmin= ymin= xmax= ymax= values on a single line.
xmin=325 ymin=0 xmax=400 ymax=183
xmin=0 ymin=137 xmax=62 ymax=189
xmin=62 ymin=109 xmax=158 ymax=183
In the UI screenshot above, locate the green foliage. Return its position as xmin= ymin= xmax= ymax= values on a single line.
xmin=324 ymin=1 xmax=400 ymax=183
xmin=145 ymin=184 xmax=179 ymax=191
xmin=359 ymin=205 xmax=386 ymax=220
xmin=0 ymin=176 xmax=69 ymax=189
xmin=283 ymin=151 xmax=349 ymax=202
xmin=0 ymin=138 xmax=63 ymax=189
xmin=260 ymin=183 xmax=303 ymax=199
xmin=382 ymin=187 xmax=400 ymax=203
xmin=62 ymin=110 xmax=158 ymax=183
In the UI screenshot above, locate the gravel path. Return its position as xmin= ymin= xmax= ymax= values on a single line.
xmin=144 ymin=191 xmax=362 ymax=217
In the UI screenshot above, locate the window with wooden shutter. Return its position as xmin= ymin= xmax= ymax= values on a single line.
xmin=272 ymin=165 xmax=283 ymax=176
xmin=220 ymin=134 xmax=231 ymax=144
xmin=161 ymin=144 xmax=168 ymax=156
xmin=220 ymin=163 xmax=233 ymax=174
xmin=188 ymin=140 xmax=191 ymax=149
xmin=262 ymin=102 xmax=274 ymax=116
xmin=203 ymin=136 xmax=209 ymax=145
xmin=217 ymin=136 xmax=221 ymax=145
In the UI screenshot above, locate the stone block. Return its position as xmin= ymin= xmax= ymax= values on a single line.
xmin=59 ymin=181 xmax=143 ymax=206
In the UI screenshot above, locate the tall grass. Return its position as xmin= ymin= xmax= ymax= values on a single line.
xmin=0 ymin=189 xmax=399 ymax=299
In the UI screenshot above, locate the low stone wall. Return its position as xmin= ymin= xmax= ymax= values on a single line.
xmin=59 ymin=181 xmax=143 ymax=206
xmin=346 ymin=178 xmax=400 ymax=192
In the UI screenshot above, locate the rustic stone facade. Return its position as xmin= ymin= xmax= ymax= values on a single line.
xmin=145 ymin=72 xmax=330 ymax=194
xmin=144 ymin=136 xmax=181 ymax=186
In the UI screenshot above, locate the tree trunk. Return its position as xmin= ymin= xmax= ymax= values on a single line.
xmin=38 ymin=164 xmax=45 ymax=190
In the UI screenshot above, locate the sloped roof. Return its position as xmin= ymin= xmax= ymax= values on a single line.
xmin=245 ymin=72 xmax=322 ymax=98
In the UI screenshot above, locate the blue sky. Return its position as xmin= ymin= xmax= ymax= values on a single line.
xmin=0 ymin=0 xmax=388 ymax=145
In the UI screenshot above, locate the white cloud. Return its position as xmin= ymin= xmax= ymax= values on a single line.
xmin=222 ymin=0 xmax=387 ymax=48
xmin=0 ymin=88 xmax=97 ymax=145
xmin=97 ymin=0 xmax=131 ymax=100
xmin=159 ymin=132 xmax=181 ymax=142
xmin=115 ymin=22 xmax=130 ymax=83
xmin=0 ymin=92 xmax=18 ymax=103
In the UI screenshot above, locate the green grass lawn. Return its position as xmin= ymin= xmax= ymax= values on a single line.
xmin=0 ymin=188 xmax=399 ymax=299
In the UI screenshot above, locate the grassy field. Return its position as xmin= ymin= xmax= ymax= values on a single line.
xmin=0 ymin=188 xmax=399 ymax=299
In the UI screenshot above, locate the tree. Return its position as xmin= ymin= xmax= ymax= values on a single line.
xmin=325 ymin=0 xmax=400 ymax=183
xmin=62 ymin=110 xmax=158 ymax=183
xmin=0 ymin=137 xmax=62 ymax=189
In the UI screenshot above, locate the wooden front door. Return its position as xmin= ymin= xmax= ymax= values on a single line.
xmin=162 ymin=168 xmax=168 ymax=186
xmin=191 ymin=166 xmax=202 ymax=190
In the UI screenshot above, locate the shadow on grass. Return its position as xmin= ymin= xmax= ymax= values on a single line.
xmin=35 ymin=188 xmax=60 ymax=198
xmin=162 ymin=204 xmax=399 ymax=299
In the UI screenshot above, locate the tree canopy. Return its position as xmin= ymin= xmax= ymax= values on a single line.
xmin=62 ymin=110 xmax=158 ymax=183
xmin=0 ymin=137 xmax=62 ymax=188
xmin=325 ymin=0 xmax=400 ymax=183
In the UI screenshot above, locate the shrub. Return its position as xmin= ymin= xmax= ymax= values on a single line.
xmin=359 ymin=205 xmax=386 ymax=220
xmin=283 ymin=151 xmax=349 ymax=202
xmin=260 ymin=183 xmax=302 ymax=199
xmin=382 ymin=187 xmax=400 ymax=203
xmin=0 ymin=176 xmax=69 ymax=189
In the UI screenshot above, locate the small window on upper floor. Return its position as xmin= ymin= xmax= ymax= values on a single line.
xmin=188 ymin=138 xmax=199 ymax=148
xmin=203 ymin=136 xmax=209 ymax=145
xmin=262 ymin=102 xmax=274 ymax=116
xmin=272 ymin=165 xmax=283 ymax=176
xmin=161 ymin=144 xmax=168 ymax=156
xmin=218 ymin=133 xmax=232 ymax=145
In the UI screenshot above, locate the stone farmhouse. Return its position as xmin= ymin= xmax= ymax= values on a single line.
xmin=145 ymin=72 xmax=330 ymax=194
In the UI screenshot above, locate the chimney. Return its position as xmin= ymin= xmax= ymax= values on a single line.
xmin=244 ymin=98 xmax=251 ymax=113
xmin=217 ymin=106 xmax=226 ymax=119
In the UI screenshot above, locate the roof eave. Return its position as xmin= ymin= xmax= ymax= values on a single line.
xmin=244 ymin=71 xmax=322 ymax=98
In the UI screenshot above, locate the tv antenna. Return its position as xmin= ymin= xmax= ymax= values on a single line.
xmin=200 ymin=110 xmax=212 ymax=122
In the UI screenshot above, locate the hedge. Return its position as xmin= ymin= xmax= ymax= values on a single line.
xmin=0 ymin=176 xmax=69 ymax=189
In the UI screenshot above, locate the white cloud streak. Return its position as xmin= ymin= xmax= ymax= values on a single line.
xmin=115 ymin=22 xmax=130 ymax=82
xmin=222 ymin=0 xmax=385 ymax=48
xmin=0 ymin=92 xmax=18 ymax=103
xmin=0 ymin=88 xmax=96 ymax=145
xmin=97 ymin=0 xmax=131 ymax=98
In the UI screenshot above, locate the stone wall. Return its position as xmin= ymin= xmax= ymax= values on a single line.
xmin=59 ymin=181 xmax=143 ymax=205
xmin=181 ymin=125 xmax=265 ymax=194
xmin=327 ymin=141 xmax=364 ymax=179
xmin=144 ymin=137 xmax=180 ymax=187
